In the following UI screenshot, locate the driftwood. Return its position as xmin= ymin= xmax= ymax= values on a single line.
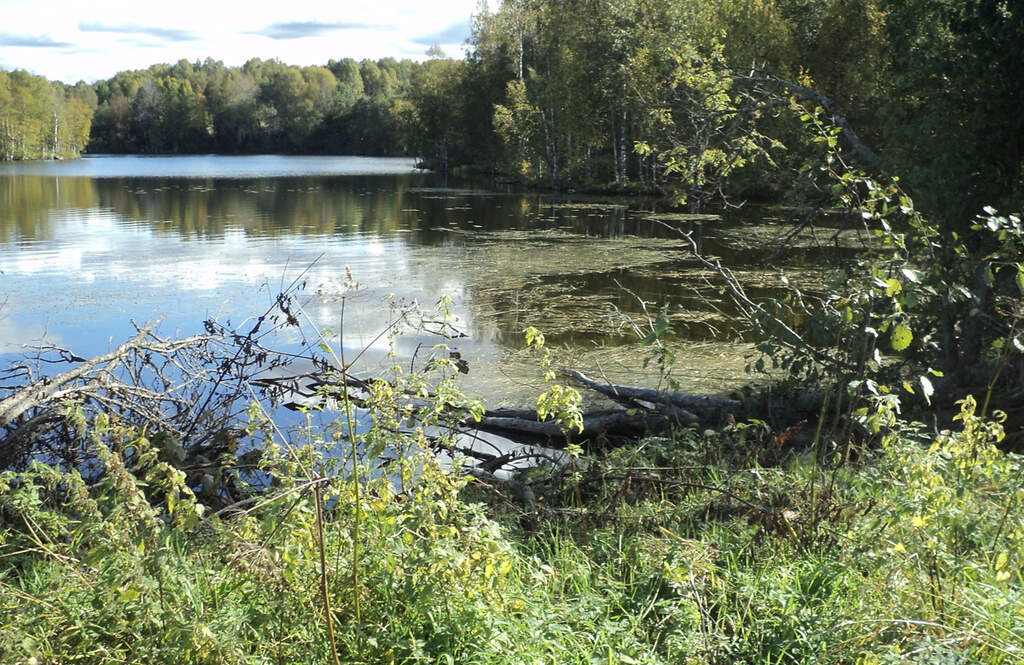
xmin=0 ymin=317 xmax=297 ymax=472
xmin=0 ymin=327 xmax=221 ymax=468
xmin=0 ymin=328 xmax=152 ymax=431
xmin=476 ymin=408 xmax=694 ymax=441
xmin=255 ymin=369 xmax=728 ymax=447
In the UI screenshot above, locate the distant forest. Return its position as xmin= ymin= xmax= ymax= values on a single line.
xmin=1 ymin=0 xmax=1021 ymax=218
xmin=0 ymin=54 xmax=466 ymax=162
xmin=84 ymin=57 xmax=435 ymax=157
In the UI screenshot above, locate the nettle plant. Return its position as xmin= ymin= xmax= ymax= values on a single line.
xmin=850 ymin=395 xmax=1024 ymax=658
xmin=523 ymin=326 xmax=584 ymax=437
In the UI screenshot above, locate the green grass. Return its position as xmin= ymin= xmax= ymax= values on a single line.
xmin=1 ymin=396 xmax=1022 ymax=664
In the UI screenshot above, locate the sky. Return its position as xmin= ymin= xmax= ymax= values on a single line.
xmin=0 ymin=0 xmax=481 ymax=83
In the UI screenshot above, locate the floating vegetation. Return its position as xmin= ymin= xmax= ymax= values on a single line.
xmin=408 ymin=187 xmax=496 ymax=195
xmin=463 ymin=338 xmax=759 ymax=409
xmin=308 ymin=215 xmax=842 ymax=407
xmin=543 ymin=201 xmax=627 ymax=211
xmin=639 ymin=212 xmax=723 ymax=223
xmin=630 ymin=262 xmax=822 ymax=291
xmin=429 ymin=226 xmax=473 ymax=234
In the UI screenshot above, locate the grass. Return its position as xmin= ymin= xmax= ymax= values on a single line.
xmin=0 ymin=395 xmax=1022 ymax=664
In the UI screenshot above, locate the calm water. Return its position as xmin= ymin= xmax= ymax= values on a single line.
xmin=0 ymin=155 xmax=836 ymax=404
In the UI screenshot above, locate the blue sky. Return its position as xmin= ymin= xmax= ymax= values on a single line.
xmin=0 ymin=0 xmax=480 ymax=83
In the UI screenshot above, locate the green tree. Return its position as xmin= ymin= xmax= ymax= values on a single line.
xmin=130 ymin=79 xmax=163 ymax=152
xmin=409 ymin=53 xmax=466 ymax=171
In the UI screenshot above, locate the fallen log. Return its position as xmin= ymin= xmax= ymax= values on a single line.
xmin=475 ymin=408 xmax=695 ymax=442
xmin=0 ymin=328 xmax=151 ymax=430
xmin=563 ymin=369 xmax=737 ymax=419
xmin=0 ymin=324 xmax=280 ymax=471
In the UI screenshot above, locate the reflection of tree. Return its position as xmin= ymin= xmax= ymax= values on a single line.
xmin=0 ymin=174 xmax=443 ymax=240
xmin=0 ymin=176 xmax=97 ymax=242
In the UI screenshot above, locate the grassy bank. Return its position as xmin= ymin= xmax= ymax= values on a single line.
xmin=1 ymin=393 xmax=1021 ymax=664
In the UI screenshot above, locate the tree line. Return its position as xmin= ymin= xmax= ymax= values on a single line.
xmin=1 ymin=0 xmax=1020 ymax=221
xmin=86 ymin=55 xmax=455 ymax=157
xmin=0 ymin=53 xmax=469 ymax=161
xmin=0 ymin=70 xmax=93 ymax=160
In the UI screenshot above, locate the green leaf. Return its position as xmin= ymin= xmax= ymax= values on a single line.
xmin=1016 ymin=264 xmax=1024 ymax=296
xmin=118 ymin=588 xmax=140 ymax=602
xmin=523 ymin=326 xmax=544 ymax=348
xmin=982 ymin=266 xmax=994 ymax=288
xmin=891 ymin=324 xmax=913 ymax=352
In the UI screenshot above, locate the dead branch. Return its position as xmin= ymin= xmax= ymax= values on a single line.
xmin=0 ymin=327 xmax=152 ymax=429
xmin=738 ymin=74 xmax=883 ymax=172
xmin=564 ymin=369 xmax=734 ymax=420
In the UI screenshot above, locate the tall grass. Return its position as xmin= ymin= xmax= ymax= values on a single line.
xmin=1 ymin=390 xmax=1021 ymax=663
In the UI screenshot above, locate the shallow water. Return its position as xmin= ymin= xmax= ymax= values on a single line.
xmin=0 ymin=155 xmax=853 ymax=407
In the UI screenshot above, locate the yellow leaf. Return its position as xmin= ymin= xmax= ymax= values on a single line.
xmin=891 ymin=324 xmax=913 ymax=352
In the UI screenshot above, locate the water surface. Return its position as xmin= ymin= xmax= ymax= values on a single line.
xmin=0 ymin=155 xmax=845 ymax=406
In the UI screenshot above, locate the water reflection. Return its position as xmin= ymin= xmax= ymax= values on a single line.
xmin=0 ymin=156 xmax=852 ymax=401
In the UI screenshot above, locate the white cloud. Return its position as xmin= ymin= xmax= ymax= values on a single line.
xmin=0 ymin=0 xmax=479 ymax=82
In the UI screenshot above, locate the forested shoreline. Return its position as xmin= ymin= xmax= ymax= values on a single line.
xmin=3 ymin=1 xmax=1020 ymax=221
xmin=85 ymin=57 xmax=425 ymax=156
xmin=3 ymin=0 xmax=1021 ymax=221
xmin=0 ymin=70 xmax=93 ymax=160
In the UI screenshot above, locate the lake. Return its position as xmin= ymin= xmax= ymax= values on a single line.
xmin=0 ymin=155 xmax=841 ymax=407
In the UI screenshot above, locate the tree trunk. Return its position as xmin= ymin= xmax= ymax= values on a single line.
xmin=619 ymin=106 xmax=627 ymax=185
xmin=610 ymin=113 xmax=620 ymax=185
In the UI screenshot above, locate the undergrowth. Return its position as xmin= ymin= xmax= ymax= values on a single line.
xmin=1 ymin=393 xmax=1022 ymax=663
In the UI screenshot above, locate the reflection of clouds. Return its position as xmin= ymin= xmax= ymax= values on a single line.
xmin=5 ymin=211 xmax=131 ymax=280
xmin=0 ymin=156 xmax=421 ymax=179
xmin=14 ymin=247 xmax=82 ymax=275
xmin=2 ymin=200 xmax=484 ymax=373
xmin=2 ymin=219 xmax=482 ymax=350
xmin=0 ymin=316 xmax=60 ymax=354
xmin=169 ymin=257 xmax=280 ymax=292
